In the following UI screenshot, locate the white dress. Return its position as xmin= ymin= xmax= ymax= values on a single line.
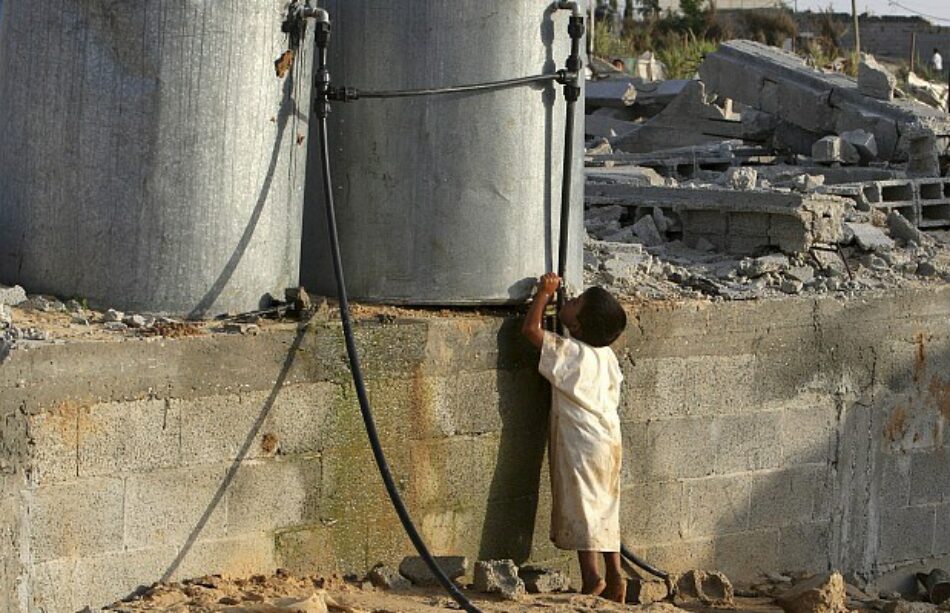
xmin=538 ymin=331 xmax=623 ymax=552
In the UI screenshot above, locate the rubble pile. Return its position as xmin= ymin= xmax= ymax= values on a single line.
xmin=584 ymin=39 xmax=949 ymax=303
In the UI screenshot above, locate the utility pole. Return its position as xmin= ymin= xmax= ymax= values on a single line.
xmin=910 ymin=32 xmax=917 ymax=73
xmin=851 ymin=0 xmax=861 ymax=59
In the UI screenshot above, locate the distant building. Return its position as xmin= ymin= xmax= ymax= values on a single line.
xmin=653 ymin=0 xmax=784 ymax=11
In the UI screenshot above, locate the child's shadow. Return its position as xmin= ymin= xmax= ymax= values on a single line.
xmin=476 ymin=318 xmax=550 ymax=562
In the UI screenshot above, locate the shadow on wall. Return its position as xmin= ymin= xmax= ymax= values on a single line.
xmin=187 ymin=71 xmax=307 ymax=320
xmin=477 ymin=318 xmax=549 ymax=563
xmin=158 ymin=325 xmax=308 ymax=582
xmin=617 ymin=297 xmax=949 ymax=588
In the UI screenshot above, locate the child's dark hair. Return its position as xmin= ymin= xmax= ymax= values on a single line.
xmin=577 ymin=287 xmax=626 ymax=347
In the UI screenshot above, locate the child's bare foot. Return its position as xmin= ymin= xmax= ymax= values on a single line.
xmin=602 ymin=576 xmax=627 ymax=603
xmin=581 ymin=577 xmax=606 ymax=597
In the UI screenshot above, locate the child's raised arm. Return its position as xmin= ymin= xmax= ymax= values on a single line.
xmin=521 ymin=273 xmax=560 ymax=349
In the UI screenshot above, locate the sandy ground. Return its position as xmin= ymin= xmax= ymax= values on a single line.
xmin=104 ymin=572 xmax=785 ymax=613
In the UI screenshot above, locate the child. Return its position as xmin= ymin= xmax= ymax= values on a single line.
xmin=521 ymin=272 xmax=628 ymax=603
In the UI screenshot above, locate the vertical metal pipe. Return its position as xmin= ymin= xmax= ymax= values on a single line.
xmin=851 ymin=0 xmax=861 ymax=57
xmin=557 ymin=14 xmax=584 ymax=314
xmin=910 ymin=31 xmax=917 ymax=73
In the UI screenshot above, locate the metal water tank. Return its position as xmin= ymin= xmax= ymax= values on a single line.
xmin=0 ymin=1 xmax=312 ymax=316
xmin=301 ymin=1 xmax=585 ymax=304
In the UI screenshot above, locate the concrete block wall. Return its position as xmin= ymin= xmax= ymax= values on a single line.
xmin=1 ymin=287 xmax=949 ymax=612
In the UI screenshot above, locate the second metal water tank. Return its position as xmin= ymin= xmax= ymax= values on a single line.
xmin=301 ymin=1 xmax=585 ymax=304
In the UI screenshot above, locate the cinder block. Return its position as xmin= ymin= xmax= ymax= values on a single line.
xmin=781 ymin=399 xmax=837 ymax=466
xmin=713 ymin=528 xmax=782 ymax=581
xmin=320 ymin=442 xmax=412 ymax=521
xmin=640 ymin=416 xmax=717 ymax=481
xmin=935 ymin=504 xmax=950 ymax=555
xmin=422 ymin=368 xmax=547 ymax=438
xmin=619 ymin=481 xmax=684 ymax=543
xmin=227 ymin=456 xmax=322 ymax=533
xmin=25 ymin=405 xmax=79 ymax=485
xmin=713 ymin=412 xmax=784 ymax=474
xmin=877 ymin=452 xmax=911 ymax=507
xmin=173 ymin=534 xmax=277 ymax=582
xmin=908 ymin=449 xmax=950 ymax=505
xmin=684 ymin=475 xmax=752 ymax=537
xmin=276 ymin=521 xmax=366 ymax=576
xmin=779 ymin=521 xmax=833 ymax=573
xmin=124 ymin=464 xmax=229 ymax=548
xmin=30 ymin=545 xmax=175 ymax=613
xmin=266 ymin=381 xmax=347 ymax=456
xmin=639 ymin=537 xmax=717 ymax=577
xmin=178 ymin=393 xmax=271 ymax=466
xmin=78 ymin=399 xmax=180 ymax=477
xmin=749 ymin=465 xmax=826 ymax=529
xmin=409 ymin=433 xmax=546 ymax=509
xmin=621 ymin=354 xmax=757 ymax=421
xmin=29 ymin=477 xmax=125 ymax=562
xmin=879 ymin=505 xmax=936 ymax=563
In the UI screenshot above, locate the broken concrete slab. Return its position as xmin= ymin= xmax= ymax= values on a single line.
xmin=518 ymin=566 xmax=570 ymax=594
xmin=633 ymin=214 xmax=665 ymax=246
xmin=887 ymin=211 xmax=924 ymax=245
xmin=858 ymin=54 xmax=897 ymax=101
xmin=813 ymin=136 xmax=860 ymax=165
xmin=398 ymin=556 xmax=466 ymax=587
xmin=906 ymin=72 xmax=948 ymax=110
xmin=586 ymin=78 xmax=638 ymax=109
xmin=587 ymin=185 xmax=846 ymax=254
xmin=612 ymin=81 xmax=758 ymax=154
xmin=847 ymin=222 xmax=895 ymax=252
xmin=586 ymin=165 xmax=666 ymax=187
xmin=699 ymin=40 xmax=950 ymax=163
xmin=585 ymin=113 xmax=638 ymax=140
xmin=473 ymin=559 xmax=525 ymax=600
xmin=776 ymin=572 xmax=848 ymax=613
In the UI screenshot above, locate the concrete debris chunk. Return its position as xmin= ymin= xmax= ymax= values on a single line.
xmin=586 ymin=138 xmax=613 ymax=156
xmin=786 ymin=265 xmax=815 ymax=284
xmin=518 ymin=566 xmax=570 ymax=594
xmin=674 ymin=570 xmax=735 ymax=608
xmin=0 ymin=284 xmax=27 ymax=307
xmin=781 ymin=278 xmax=804 ymax=294
xmin=887 ymin=211 xmax=923 ymax=245
xmin=632 ymin=214 xmax=664 ymax=246
xmin=123 ymin=314 xmax=147 ymax=328
xmin=776 ymin=571 xmax=848 ymax=613
xmin=367 ymin=564 xmax=410 ymax=591
xmin=840 ymin=129 xmax=878 ymax=162
xmin=473 ymin=559 xmax=525 ymax=600
xmin=627 ymin=577 xmax=671 ymax=605
xmin=906 ymin=72 xmax=948 ymax=109
xmin=744 ymin=253 xmax=789 ymax=277
xmin=792 ymin=174 xmax=825 ymax=193
xmin=102 ymin=309 xmax=124 ymax=323
xmin=722 ymin=167 xmax=758 ymax=191
xmin=882 ymin=602 xmax=938 ymax=613
xmin=699 ymin=40 xmax=950 ymax=163
xmin=847 ymin=222 xmax=895 ymax=252
xmin=398 ymin=555 xmax=466 ymax=587
xmin=858 ymin=54 xmax=897 ymax=101
xmin=603 ymin=251 xmax=651 ymax=283
xmin=813 ymin=136 xmax=860 ymax=165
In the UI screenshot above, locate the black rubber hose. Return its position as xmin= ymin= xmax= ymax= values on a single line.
xmin=621 ymin=544 xmax=670 ymax=581
xmin=354 ymin=73 xmax=559 ymax=98
xmin=316 ymin=110 xmax=481 ymax=613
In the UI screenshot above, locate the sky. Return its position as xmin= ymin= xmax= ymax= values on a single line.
xmin=782 ymin=0 xmax=949 ymax=22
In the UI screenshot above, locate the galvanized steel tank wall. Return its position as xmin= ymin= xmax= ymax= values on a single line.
xmin=0 ymin=1 xmax=312 ymax=316
xmin=302 ymin=1 xmax=586 ymax=304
